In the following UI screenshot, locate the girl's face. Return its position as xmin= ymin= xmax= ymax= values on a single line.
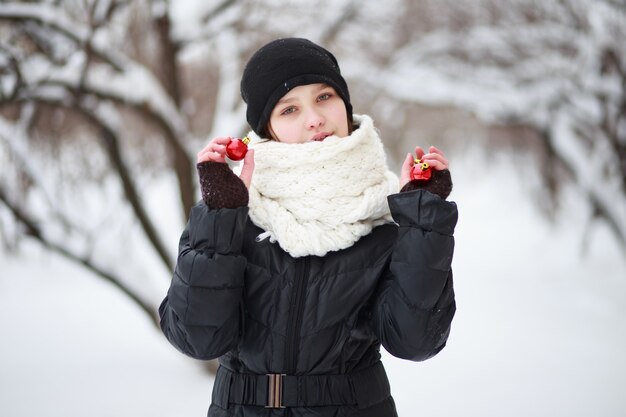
xmin=268 ymin=83 xmax=349 ymax=143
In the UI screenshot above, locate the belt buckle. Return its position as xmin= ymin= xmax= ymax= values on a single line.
xmin=265 ymin=373 xmax=286 ymax=408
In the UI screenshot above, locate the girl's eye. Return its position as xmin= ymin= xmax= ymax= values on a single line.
xmin=318 ymin=93 xmax=331 ymax=101
xmin=281 ymin=106 xmax=296 ymax=116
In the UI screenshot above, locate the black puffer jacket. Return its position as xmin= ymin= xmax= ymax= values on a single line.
xmin=159 ymin=189 xmax=457 ymax=417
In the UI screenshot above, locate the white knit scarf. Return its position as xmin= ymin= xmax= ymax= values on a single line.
xmin=239 ymin=114 xmax=399 ymax=258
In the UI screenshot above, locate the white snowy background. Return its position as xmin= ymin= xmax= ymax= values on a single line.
xmin=1 ymin=1 xmax=625 ymax=416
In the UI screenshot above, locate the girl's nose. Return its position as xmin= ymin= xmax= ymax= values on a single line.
xmin=306 ymin=110 xmax=325 ymax=129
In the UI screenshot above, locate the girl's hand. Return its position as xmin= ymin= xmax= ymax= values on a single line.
xmin=400 ymin=145 xmax=449 ymax=188
xmin=197 ymin=136 xmax=231 ymax=163
xmin=197 ymin=136 xmax=255 ymax=189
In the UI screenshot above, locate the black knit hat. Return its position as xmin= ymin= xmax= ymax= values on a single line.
xmin=240 ymin=38 xmax=353 ymax=137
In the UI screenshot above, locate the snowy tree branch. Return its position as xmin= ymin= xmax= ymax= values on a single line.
xmin=0 ymin=3 xmax=125 ymax=72
xmin=5 ymin=52 xmax=196 ymax=217
xmin=0 ymin=44 xmax=22 ymax=101
xmin=77 ymin=100 xmax=176 ymax=272
xmin=0 ymin=184 xmax=159 ymax=328
xmin=2 ymin=87 xmax=176 ymax=272
xmin=0 ymin=109 xmax=75 ymax=233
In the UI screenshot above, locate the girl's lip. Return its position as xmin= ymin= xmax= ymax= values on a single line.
xmin=311 ymin=132 xmax=332 ymax=141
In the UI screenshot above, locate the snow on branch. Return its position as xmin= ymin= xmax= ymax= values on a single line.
xmin=0 ymin=43 xmax=22 ymax=101
xmin=0 ymin=1 xmax=186 ymax=136
xmin=11 ymin=48 xmax=188 ymax=141
xmin=0 ymin=109 xmax=76 ymax=232
xmin=0 ymin=3 xmax=90 ymax=41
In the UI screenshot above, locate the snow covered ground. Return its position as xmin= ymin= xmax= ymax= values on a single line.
xmin=1 ymin=151 xmax=625 ymax=417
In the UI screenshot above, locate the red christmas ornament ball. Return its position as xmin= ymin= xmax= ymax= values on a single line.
xmin=411 ymin=159 xmax=432 ymax=182
xmin=226 ymin=136 xmax=250 ymax=161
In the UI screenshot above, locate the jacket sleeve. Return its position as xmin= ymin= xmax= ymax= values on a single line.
xmin=158 ymin=201 xmax=248 ymax=360
xmin=372 ymin=189 xmax=458 ymax=361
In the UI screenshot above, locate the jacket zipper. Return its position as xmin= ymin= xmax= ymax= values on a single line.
xmin=284 ymin=256 xmax=310 ymax=375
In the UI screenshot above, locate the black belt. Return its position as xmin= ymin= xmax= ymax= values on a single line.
xmin=212 ymin=361 xmax=391 ymax=409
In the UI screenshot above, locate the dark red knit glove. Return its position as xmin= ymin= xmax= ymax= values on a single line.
xmin=401 ymin=169 xmax=453 ymax=200
xmin=197 ymin=161 xmax=249 ymax=209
